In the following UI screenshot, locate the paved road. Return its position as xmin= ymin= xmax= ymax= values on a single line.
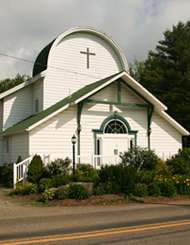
xmin=0 ymin=190 xmax=190 ymax=244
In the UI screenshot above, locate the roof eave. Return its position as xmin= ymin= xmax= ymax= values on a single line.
xmin=0 ymin=70 xmax=47 ymax=99
xmin=0 ymin=129 xmax=27 ymax=137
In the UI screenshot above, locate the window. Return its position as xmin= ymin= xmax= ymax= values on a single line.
xmin=104 ymin=119 xmax=127 ymax=134
xmin=5 ymin=138 xmax=9 ymax=154
xmin=35 ymin=99 xmax=39 ymax=113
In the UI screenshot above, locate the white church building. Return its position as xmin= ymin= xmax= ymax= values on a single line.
xmin=0 ymin=26 xmax=189 ymax=168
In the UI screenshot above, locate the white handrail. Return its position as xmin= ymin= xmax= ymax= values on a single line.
xmin=13 ymin=156 xmax=33 ymax=188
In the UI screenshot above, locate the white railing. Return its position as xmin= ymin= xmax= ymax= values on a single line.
xmin=13 ymin=156 xmax=33 ymax=188
xmin=13 ymin=154 xmax=50 ymax=188
xmin=76 ymin=154 xmax=121 ymax=169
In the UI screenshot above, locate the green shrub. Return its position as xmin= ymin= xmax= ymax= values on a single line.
xmin=103 ymin=181 xmax=120 ymax=194
xmin=147 ymin=182 xmax=161 ymax=197
xmin=122 ymin=165 xmax=138 ymax=195
xmin=39 ymin=178 xmax=52 ymax=193
xmin=68 ymin=184 xmax=91 ymax=200
xmin=120 ymin=147 xmax=158 ymax=171
xmin=134 ymin=184 xmax=148 ymax=197
xmin=137 ymin=170 xmax=157 ymax=184
xmin=46 ymin=157 xmax=71 ymax=178
xmin=99 ymin=164 xmax=123 ymax=188
xmin=1 ymin=163 xmax=13 ymax=188
xmin=93 ymin=184 xmax=106 ymax=196
xmin=41 ymin=188 xmax=58 ymax=202
xmin=51 ymin=175 xmax=69 ymax=188
xmin=0 ymin=166 xmax=3 ymax=184
xmin=27 ymin=155 xmax=46 ymax=183
xmin=158 ymin=180 xmax=177 ymax=197
xmin=156 ymin=158 xmax=172 ymax=176
xmin=166 ymin=148 xmax=190 ymax=175
xmin=56 ymin=185 xmax=69 ymax=199
xmin=75 ymin=163 xmax=98 ymax=182
xmin=141 ymin=150 xmax=158 ymax=171
xmin=16 ymin=155 xmax=22 ymax=164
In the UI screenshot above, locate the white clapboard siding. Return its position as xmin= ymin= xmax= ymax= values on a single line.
xmin=89 ymin=82 xmax=147 ymax=104
xmin=80 ymin=103 xmax=148 ymax=156
xmin=43 ymin=32 xmax=123 ymax=110
xmin=89 ymin=83 xmax=117 ymax=102
xmin=3 ymin=86 xmax=33 ymax=130
xmin=3 ymin=136 xmax=11 ymax=164
xmin=33 ymin=78 xmax=43 ymax=113
xmin=29 ymin=105 xmax=78 ymax=160
xmin=11 ymin=132 xmax=29 ymax=163
xmin=121 ymin=83 xmax=147 ymax=104
xmin=151 ymin=111 xmax=182 ymax=156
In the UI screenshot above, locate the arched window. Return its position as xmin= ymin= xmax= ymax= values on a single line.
xmin=104 ymin=119 xmax=127 ymax=134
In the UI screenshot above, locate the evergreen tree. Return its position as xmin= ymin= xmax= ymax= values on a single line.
xmin=130 ymin=21 xmax=190 ymax=134
xmin=0 ymin=74 xmax=31 ymax=93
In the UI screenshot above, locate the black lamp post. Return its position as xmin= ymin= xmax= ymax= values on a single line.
xmin=71 ymin=134 xmax=77 ymax=175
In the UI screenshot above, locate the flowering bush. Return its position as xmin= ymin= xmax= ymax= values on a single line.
xmin=9 ymin=182 xmax=37 ymax=195
xmin=41 ymin=188 xmax=58 ymax=202
xmin=120 ymin=147 xmax=158 ymax=171
xmin=173 ymin=175 xmax=190 ymax=195
xmin=56 ymin=185 xmax=69 ymax=199
xmin=46 ymin=157 xmax=71 ymax=178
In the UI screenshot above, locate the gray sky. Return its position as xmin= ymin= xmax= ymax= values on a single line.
xmin=0 ymin=0 xmax=190 ymax=80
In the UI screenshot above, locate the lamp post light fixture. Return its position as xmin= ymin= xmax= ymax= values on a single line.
xmin=71 ymin=134 xmax=77 ymax=175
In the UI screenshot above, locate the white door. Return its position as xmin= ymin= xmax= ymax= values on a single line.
xmin=101 ymin=135 xmax=129 ymax=165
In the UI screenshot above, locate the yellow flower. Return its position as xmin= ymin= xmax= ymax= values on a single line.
xmin=165 ymin=178 xmax=167 ymax=181
xmin=173 ymin=176 xmax=175 ymax=179
xmin=187 ymin=183 xmax=189 ymax=186
xmin=176 ymin=181 xmax=179 ymax=184
xmin=184 ymin=181 xmax=186 ymax=183
xmin=186 ymin=179 xmax=189 ymax=182
xmin=159 ymin=179 xmax=162 ymax=181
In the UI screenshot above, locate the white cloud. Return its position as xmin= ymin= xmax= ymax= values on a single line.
xmin=0 ymin=0 xmax=190 ymax=79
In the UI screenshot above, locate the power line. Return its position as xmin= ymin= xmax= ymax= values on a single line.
xmin=1 ymin=52 xmax=190 ymax=98
xmin=0 ymin=52 xmax=102 ymax=80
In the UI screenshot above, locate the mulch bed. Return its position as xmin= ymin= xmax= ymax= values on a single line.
xmin=15 ymin=193 xmax=190 ymax=207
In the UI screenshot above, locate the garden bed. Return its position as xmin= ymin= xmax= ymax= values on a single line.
xmin=15 ymin=193 xmax=190 ymax=207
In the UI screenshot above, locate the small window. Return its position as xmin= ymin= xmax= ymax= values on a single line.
xmin=35 ymin=99 xmax=39 ymax=113
xmin=114 ymin=149 xmax=118 ymax=155
xmin=5 ymin=138 xmax=9 ymax=154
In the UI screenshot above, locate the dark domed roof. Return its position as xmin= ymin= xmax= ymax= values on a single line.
xmin=32 ymin=39 xmax=55 ymax=77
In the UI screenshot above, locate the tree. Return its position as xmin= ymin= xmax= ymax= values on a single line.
xmin=130 ymin=21 xmax=190 ymax=134
xmin=0 ymin=74 xmax=31 ymax=93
